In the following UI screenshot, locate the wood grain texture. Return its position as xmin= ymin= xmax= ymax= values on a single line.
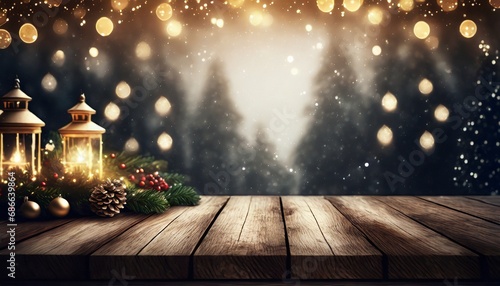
xmin=420 ymin=196 xmax=500 ymax=224
xmin=1 ymin=218 xmax=75 ymax=248
xmin=194 ymin=196 xmax=286 ymax=279
xmin=282 ymin=196 xmax=382 ymax=279
xmin=0 ymin=214 xmax=147 ymax=279
xmin=380 ymin=196 xmax=500 ymax=279
xmin=466 ymin=196 xmax=500 ymax=207
xmin=91 ymin=196 xmax=229 ymax=279
xmin=326 ymin=196 xmax=480 ymax=279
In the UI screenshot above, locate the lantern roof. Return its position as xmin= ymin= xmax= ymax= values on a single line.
xmin=0 ymin=78 xmax=45 ymax=133
xmin=68 ymin=94 xmax=96 ymax=114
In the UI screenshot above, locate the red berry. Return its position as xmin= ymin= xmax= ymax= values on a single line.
xmin=53 ymin=173 xmax=59 ymax=179
xmin=41 ymin=181 xmax=47 ymax=187
xmin=119 ymin=163 xmax=126 ymax=169
xmin=129 ymin=175 xmax=136 ymax=181
xmin=156 ymin=186 xmax=162 ymax=191
xmin=140 ymin=176 xmax=146 ymax=181
xmin=149 ymin=181 xmax=155 ymax=186
xmin=162 ymin=183 xmax=169 ymax=190
xmin=110 ymin=153 xmax=116 ymax=159
xmin=139 ymin=168 xmax=144 ymax=173
xmin=138 ymin=181 xmax=146 ymax=187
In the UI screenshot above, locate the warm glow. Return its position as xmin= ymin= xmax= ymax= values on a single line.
xmin=124 ymin=137 xmax=140 ymax=152
xmin=166 ymin=20 xmax=182 ymax=37
xmin=41 ymin=73 xmax=57 ymax=92
xmin=156 ymin=3 xmax=173 ymax=21
xmin=0 ymin=29 xmax=12 ymax=49
xmin=157 ymin=132 xmax=173 ymax=151
xmin=89 ymin=47 xmax=99 ymax=57
xmin=0 ymin=11 xmax=7 ymax=26
xmin=19 ymin=23 xmax=38 ymax=44
xmin=111 ymin=0 xmax=129 ymax=11
xmin=104 ymin=102 xmax=121 ymax=121
xmin=52 ymin=50 xmax=65 ymax=66
xmin=419 ymin=131 xmax=435 ymax=151
xmin=460 ymin=20 xmax=477 ymax=39
xmin=11 ymin=150 xmax=23 ymax=163
xmin=372 ymin=45 xmax=382 ymax=56
xmin=343 ymin=0 xmax=363 ymax=12
xmin=96 ymin=17 xmax=114 ymax=37
xmin=434 ymin=104 xmax=450 ymax=122
xmin=317 ymin=0 xmax=335 ymax=13
xmin=53 ymin=18 xmax=68 ymax=35
xmin=425 ymin=36 xmax=439 ymax=50
xmin=377 ymin=125 xmax=393 ymax=146
xmin=367 ymin=8 xmax=384 ymax=25
xmin=135 ymin=41 xmax=151 ymax=60
xmin=418 ymin=78 xmax=433 ymax=95
xmin=413 ymin=21 xmax=430 ymax=39
xmin=115 ymin=81 xmax=131 ymax=98
xmin=491 ymin=0 xmax=500 ymax=9
xmin=438 ymin=0 xmax=458 ymax=12
xmin=228 ymin=0 xmax=245 ymax=8
xmin=249 ymin=11 xmax=264 ymax=26
xmin=155 ymin=96 xmax=172 ymax=116
xmin=399 ymin=0 xmax=414 ymax=12
xmin=381 ymin=92 xmax=397 ymax=112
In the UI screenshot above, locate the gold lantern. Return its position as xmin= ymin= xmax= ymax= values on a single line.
xmin=59 ymin=94 xmax=105 ymax=178
xmin=0 ymin=78 xmax=45 ymax=177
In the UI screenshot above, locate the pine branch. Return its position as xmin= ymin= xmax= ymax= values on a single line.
xmin=165 ymin=185 xmax=200 ymax=206
xmin=160 ymin=172 xmax=187 ymax=185
xmin=126 ymin=186 xmax=170 ymax=214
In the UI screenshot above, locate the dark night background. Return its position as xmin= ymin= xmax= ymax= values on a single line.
xmin=0 ymin=0 xmax=499 ymax=195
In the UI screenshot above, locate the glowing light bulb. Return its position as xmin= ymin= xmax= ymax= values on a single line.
xmin=124 ymin=137 xmax=139 ymax=152
xmin=115 ymin=81 xmax=131 ymax=98
xmin=317 ymin=0 xmax=335 ymax=13
xmin=372 ymin=45 xmax=382 ymax=56
xmin=104 ymin=102 xmax=120 ymax=121
xmin=413 ymin=21 xmax=430 ymax=39
xmin=0 ymin=29 xmax=12 ymax=49
xmin=155 ymin=96 xmax=172 ymax=116
xmin=377 ymin=125 xmax=393 ymax=146
xmin=19 ymin=23 xmax=38 ymax=44
xmin=52 ymin=50 xmax=65 ymax=66
xmin=381 ymin=92 xmax=397 ymax=112
xmin=89 ymin=47 xmax=99 ymax=57
xmin=460 ymin=20 xmax=477 ymax=39
xmin=157 ymin=132 xmax=173 ymax=151
xmin=419 ymin=131 xmax=435 ymax=151
xmin=156 ymin=3 xmax=173 ymax=21
xmin=96 ymin=17 xmax=114 ymax=37
xmin=11 ymin=151 xmax=22 ymax=163
xmin=41 ymin=73 xmax=57 ymax=92
xmin=166 ymin=20 xmax=182 ymax=37
xmin=343 ymin=0 xmax=363 ymax=12
xmin=367 ymin=8 xmax=384 ymax=25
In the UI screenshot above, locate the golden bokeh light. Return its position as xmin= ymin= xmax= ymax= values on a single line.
xmin=250 ymin=11 xmax=264 ymax=26
xmin=418 ymin=78 xmax=433 ymax=95
xmin=115 ymin=81 xmax=131 ymax=98
xmin=155 ymin=96 xmax=172 ymax=116
xmin=434 ymin=104 xmax=450 ymax=122
xmin=344 ymin=0 xmax=363 ymax=12
xmin=166 ymin=20 xmax=182 ymax=37
xmin=104 ymin=102 xmax=121 ymax=121
xmin=490 ymin=0 xmax=500 ymax=9
xmin=372 ymin=45 xmax=382 ymax=56
xmin=96 ymin=17 xmax=114 ymax=37
xmin=460 ymin=20 xmax=477 ymax=39
xmin=135 ymin=41 xmax=151 ymax=60
xmin=381 ymin=92 xmax=397 ymax=112
xmin=74 ymin=7 xmax=86 ymax=19
xmin=317 ymin=0 xmax=335 ymax=13
xmin=53 ymin=18 xmax=68 ymax=35
xmin=41 ymin=73 xmax=57 ymax=92
xmin=438 ymin=0 xmax=458 ymax=12
xmin=156 ymin=3 xmax=173 ymax=21
xmin=124 ymin=137 xmax=139 ymax=153
xmin=399 ymin=0 xmax=414 ymax=12
xmin=19 ymin=23 xmax=38 ymax=44
xmin=0 ymin=29 xmax=12 ymax=49
xmin=157 ymin=132 xmax=173 ymax=151
xmin=89 ymin=47 xmax=99 ymax=57
xmin=419 ymin=131 xmax=435 ymax=151
xmin=44 ymin=0 xmax=63 ymax=7
xmin=228 ymin=0 xmax=245 ymax=8
xmin=413 ymin=21 xmax=430 ymax=39
xmin=52 ymin=50 xmax=65 ymax=66
xmin=367 ymin=7 xmax=384 ymax=25
xmin=0 ymin=11 xmax=7 ymax=26
xmin=377 ymin=125 xmax=393 ymax=146
xmin=111 ymin=0 xmax=129 ymax=11
xmin=425 ymin=36 xmax=439 ymax=50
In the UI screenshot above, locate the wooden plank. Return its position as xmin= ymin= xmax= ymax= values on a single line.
xmin=325 ymin=196 xmax=480 ymax=279
xmin=0 ymin=214 xmax=148 ymax=279
xmin=282 ymin=196 xmax=382 ymax=279
xmin=194 ymin=196 xmax=286 ymax=279
xmin=420 ymin=196 xmax=500 ymax=225
xmin=467 ymin=196 xmax=500 ymax=207
xmin=90 ymin=196 xmax=228 ymax=279
xmin=1 ymin=218 xmax=75 ymax=248
xmin=380 ymin=196 xmax=500 ymax=279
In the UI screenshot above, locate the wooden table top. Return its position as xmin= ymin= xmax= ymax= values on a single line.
xmin=1 ymin=196 xmax=499 ymax=283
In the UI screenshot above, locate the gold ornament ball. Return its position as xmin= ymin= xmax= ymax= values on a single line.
xmin=48 ymin=197 xmax=70 ymax=217
xmin=20 ymin=197 xmax=41 ymax=219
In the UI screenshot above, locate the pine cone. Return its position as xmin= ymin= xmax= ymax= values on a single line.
xmin=89 ymin=179 xmax=127 ymax=217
